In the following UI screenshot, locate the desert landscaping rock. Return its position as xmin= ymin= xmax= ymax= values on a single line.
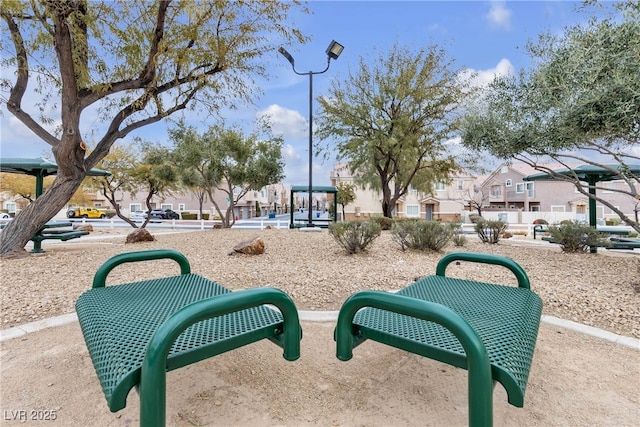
xmin=1 ymin=229 xmax=638 ymax=339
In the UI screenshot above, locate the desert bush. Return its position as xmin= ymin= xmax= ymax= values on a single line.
xmin=548 ymin=221 xmax=607 ymax=253
xmin=532 ymin=218 xmax=548 ymax=225
xmin=468 ymin=213 xmax=482 ymax=224
xmin=451 ymin=223 xmax=467 ymax=247
xmin=328 ymin=221 xmax=381 ymax=254
xmin=391 ymin=220 xmax=453 ymax=252
xmin=181 ymin=212 xmax=197 ymax=220
xmin=475 ymin=219 xmax=507 ymax=244
xmin=371 ymin=215 xmax=394 ymax=230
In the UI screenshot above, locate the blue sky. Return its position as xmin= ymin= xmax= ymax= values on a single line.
xmin=0 ymin=1 xmax=610 ymax=185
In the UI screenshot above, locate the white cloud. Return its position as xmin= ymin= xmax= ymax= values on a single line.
xmin=459 ymin=58 xmax=515 ymax=88
xmin=257 ymin=104 xmax=307 ymax=141
xmin=485 ymin=1 xmax=512 ymax=31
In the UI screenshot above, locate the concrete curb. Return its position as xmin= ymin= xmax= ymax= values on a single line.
xmin=2 ymin=311 xmax=638 ymax=351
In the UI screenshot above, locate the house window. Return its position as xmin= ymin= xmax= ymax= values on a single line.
xmin=490 ymin=185 xmax=502 ymax=197
xmin=530 ymin=205 xmax=540 ymax=212
xmin=505 ymin=179 xmax=512 ymax=187
xmin=551 ymin=205 xmax=565 ymax=213
xmin=515 ymin=183 xmax=524 ymax=193
xmin=435 ymin=182 xmax=445 ymax=191
xmin=406 ymin=205 xmax=419 ymax=217
xmin=130 ymin=203 xmax=141 ymax=212
xmin=161 ymin=204 xmax=172 ymax=210
xmin=525 ymin=182 xmax=534 ymax=197
xmin=457 ymin=180 xmax=464 ymax=191
xmin=94 ymin=203 xmax=102 ymax=207
xmin=5 ymin=202 xmax=16 ymax=213
xmin=178 ymin=203 xmax=185 ymax=212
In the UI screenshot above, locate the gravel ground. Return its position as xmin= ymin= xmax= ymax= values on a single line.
xmin=1 ymin=228 xmax=639 ymax=338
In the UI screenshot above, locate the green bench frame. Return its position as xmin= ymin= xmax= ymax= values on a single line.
xmin=335 ymin=252 xmax=543 ymax=427
xmin=76 ymin=249 xmax=301 ymax=426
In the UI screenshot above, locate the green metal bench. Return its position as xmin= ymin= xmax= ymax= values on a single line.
xmin=76 ymin=249 xmax=301 ymax=427
xmin=335 ymin=252 xmax=543 ymax=427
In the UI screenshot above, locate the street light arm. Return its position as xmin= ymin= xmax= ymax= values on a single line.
xmin=278 ymin=47 xmax=333 ymax=76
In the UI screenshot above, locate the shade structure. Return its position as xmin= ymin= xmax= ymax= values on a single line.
xmin=0 ymin=157 xmax=111 ymax=198
xmin=523 ymin=163 xmax=640 ymax=228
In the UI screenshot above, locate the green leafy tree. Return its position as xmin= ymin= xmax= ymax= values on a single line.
xmin=130 ymin=142 xmax=179 ymax=228
xmin=92 ymin=143 xmax=141 ymax=228
xmin=336 ymin=182 xmax=356 ymax=221
xmin=171 ymin=123 xmax=285 ymax=228
xmin=460 ymin=1 xmax=639 ymax=233
xmin=0 ymin=0 xmax=307 ymax=256
xmin=316 ymin=42 xmax=465 ymax=218
xmin=169 ymin=122 xmax=218 ymax=220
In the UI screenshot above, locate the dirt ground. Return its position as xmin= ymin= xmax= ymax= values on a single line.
xmin=1 ymin=319 xmax=638 ymax=426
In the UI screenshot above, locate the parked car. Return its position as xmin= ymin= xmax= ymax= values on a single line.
xmin=149 ymin=209 xmax=180 ymax=220
xmin=67 ymin=207 xmax=107 ymax=219
xmin=0 ymin=213 xmax=12 ymax=220
xmin=130 ymin=210 xmax=148 ymax=221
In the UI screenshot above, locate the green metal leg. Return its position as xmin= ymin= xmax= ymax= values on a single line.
xmin=139 ymin=287 xmax=301 ymax=427
xmin=30 ymin=240 xmax=43 ymax=253
xmin=335 ymin=291 xmax=493 ymax=427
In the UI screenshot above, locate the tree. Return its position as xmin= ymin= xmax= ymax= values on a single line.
xmin=0 ymin=173 xmax=51 ymax=203
xmin=336 ymin=182 xmax=356 ymax=221
xmin=316 ymin=43 xmax=464 ymax=218
xmin=169 ymin=122 xmax=218 ymax=220
xmin=91 ymin=144 xmax=141 ymax=228
xmin=463 ymin=185 xmax=490 ymax=216
xmin=170 ymin=123 xmax=285 ymax=228
xmin=460 ymin=1 xmax=640 ymax=232
xmin=0 ymin=0 xmax=307 ymax=256
xmin=130 ymin=143 xmax=179 ymax=228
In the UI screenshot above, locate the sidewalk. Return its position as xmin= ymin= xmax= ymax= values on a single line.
xmin=1 ymin=319 xmax=638 ymax=426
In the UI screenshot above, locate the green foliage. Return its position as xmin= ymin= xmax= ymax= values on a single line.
xmin=468 ymin=213 xmax=482 ymax=224
xmin=475 ymin=220 xmax=507 ymax=244
xmin=181 ymin=212 xmax=197 ymax=220
xmin=316 ymin=42 xmax=464 ymax=217
xmin=548 ymin=221 xmax=607 ymax=253
xmin=451 ymin=223 xmax=467 ymax=247
xmin=371 ymin=215 xmax=394 ymax=230
xmin=459 ymin=2 xmax=640 ymax=233
xmin=391 ymin=220 xmax=454 ymax=252
xmin=0 ymin=0 xmax=309 ymax=256
xmin=328 ymin=221 xmax=381 ymax=254
xmin=170 ymin=120 xmax=285 ymax=228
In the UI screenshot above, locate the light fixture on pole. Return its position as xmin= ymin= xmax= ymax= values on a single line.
xmin=279 ymin=40 xmax=344 ymax=227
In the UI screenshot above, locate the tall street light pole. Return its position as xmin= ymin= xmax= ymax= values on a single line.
xmin=279 ymin=40 xmax=344 ymax=227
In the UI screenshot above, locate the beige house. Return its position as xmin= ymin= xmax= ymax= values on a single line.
xmin=475 ymin=162 xmax=639 ymax=224
xmin=329 ymin=162 xmax=476 ymax=222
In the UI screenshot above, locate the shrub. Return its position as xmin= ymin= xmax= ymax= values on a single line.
xmin=328 ymin=221 xmax=381 ymax=254
xmin=532 ymin=218 xmax=548 ymax=225
xmin=181 ymin=212 xmax=197 ymax=220
xmin=391 ymin=220 xmax=453 ymax=252
xmin=451 ymin=223 xmax=467 ymax=247
xmin=201 ymin=213 xmax=210 ymax=220
xmin=468 ymin=213 xmax=482 ymax=224
xmin=371 ymin=215 xmax=394 ymax=230
xmin=548 ymin=221 xmax=607 ymax=253
xmin=475 ymin=220 xmax=507 ymax=244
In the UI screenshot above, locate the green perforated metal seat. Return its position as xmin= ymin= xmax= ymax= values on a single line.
xmin=353 ymin=276 xmax=542 ymax=406
xmin=76 ymin=249 xmax=301 ymax=427
xmin=335 ymin=252 xmax=543 ymax=427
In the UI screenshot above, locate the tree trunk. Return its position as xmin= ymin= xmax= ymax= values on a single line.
xmin=0 ymin=172 xmax=84 ymax=257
